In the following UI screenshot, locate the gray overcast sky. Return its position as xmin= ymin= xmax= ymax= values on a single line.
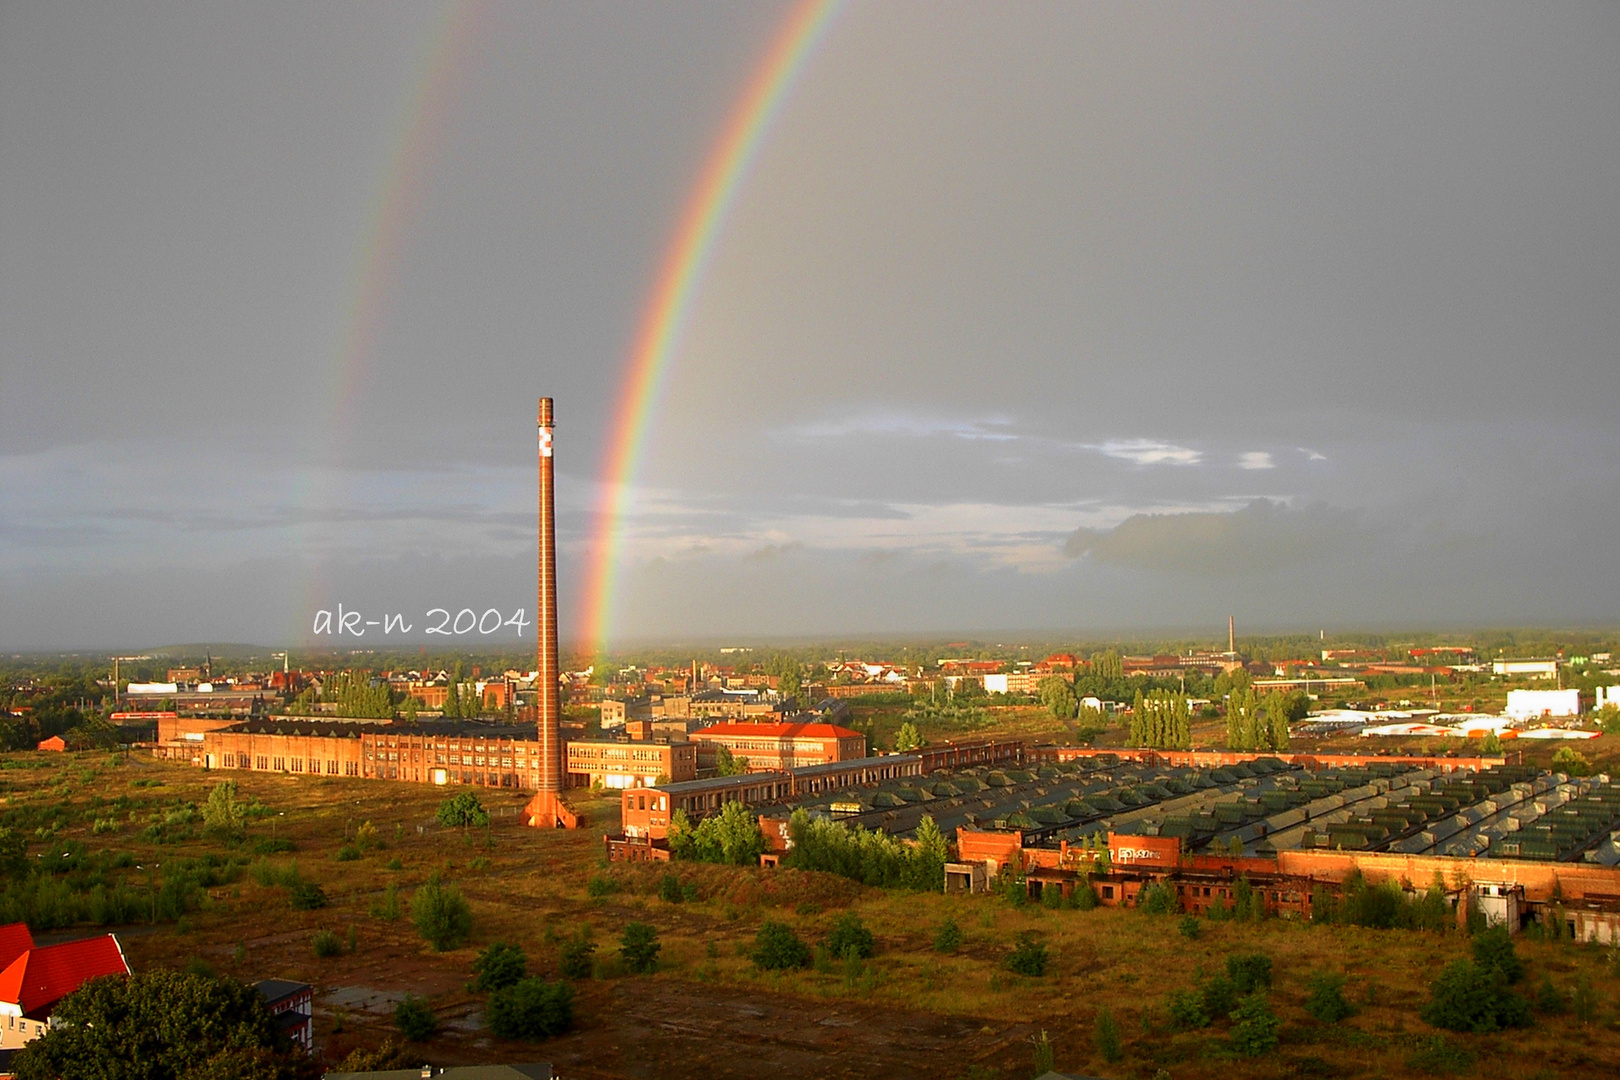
xmin=3 ymin=2 xmax=1618 ymax=650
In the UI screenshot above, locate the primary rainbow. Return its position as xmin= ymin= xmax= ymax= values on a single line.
xmin=577 ymin=0 xmax=843 ymax=654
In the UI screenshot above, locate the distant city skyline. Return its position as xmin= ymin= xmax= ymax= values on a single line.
xmin=3 ymin=2 xmax=1618 ymax=649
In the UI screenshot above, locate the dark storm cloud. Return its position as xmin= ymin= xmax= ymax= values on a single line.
xmin=3 ymin=2 xmax=1618 ymax=647
xmin=1063 ymin=500 xmax=1366 ymax=576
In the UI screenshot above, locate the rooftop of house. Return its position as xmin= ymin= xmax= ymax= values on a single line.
xmin=254 ymin=978 xmax=311 ymax=1006
xmin=0 ymin=932 xmax=128 ymax=1019
xmin=689 ymin=721 xmax=862 ymax=740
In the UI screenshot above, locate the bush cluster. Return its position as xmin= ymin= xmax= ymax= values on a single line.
xmin=487 ymin=979 xmax=574 ymax=1040
xmin=781 ymin=809 xmax=948 ymax=890
xmin=752 ymin=922 xmax=811 ymax=970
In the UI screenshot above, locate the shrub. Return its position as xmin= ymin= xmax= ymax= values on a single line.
xmin=1070 ymin=878 xmax=1098 ymax=910
xmin=1533 ymin=974 xmax=1569 ymax=1015
xmin=251 ymin=838 xmax=296 ymax=856
xmin=933 ymin=918 xmax=962 ymax=954
xmin=1571 ymin=974 xmax=1597 ymax=1025
xmin=585 ymin=875 xmax=618 ymax=899
xmin=1228 ymin=992 xmax=1281 ymax=1056
xmin=288 ymin=881 xmax=327 ymax=911
xmin=558 ymin=935 xmax=596 ymax=980
xmin=1005 ymin=932 xmax=1048 ymax=977
xmin=824 ymin=913 xmax=875 ymax=960
xmin=752 ymin=921 xmax=811 ymax=970
xmin=355 ymin=820 xmax=380 ymax=850
xmin=336 ymin=845 xmax=360 ymax=862
xmin=1303 ymin=971 xmax=1356 ymax=1023
xmin=1405 ymin=1034 xmax=1475 ymax=1074
xmin=1139 ymin=882 xmax=1177 ymax=915
xmin=393 ymin=996 xmax=437 ymax=1041
xmin=1421 ymin=960 xmax=1532 ymax=1032
xmin=370 ymin=881 xmax=402 ymax=921
xmin=1551 ymin=745 xmax=1591 ymax=776
xmin=1093 ymin=1006 xmax=1122 ymax=1063
xmin=312 ymin=930 xmax=343 ymax=958
xmin=1177 ymin=915 xmax=1200 ymax=939
xmin=1471 ymin=926 xmax=1523 ymax=984
xmin=385 ymin=857 xmax=403 ymax=871
xmin=411 ymin=877 xmax=473 ymax=952
xmin=487 ymin=978 xmax=574 ymax=1040
xmin=1167 ymin=987 xmax=1210 ymax=1030
xmin=1199 ymin=975 xmax=1239 ymax=1019
xmin=657 ymin=874 xmax=685 ymax=904
xmin=472 ymin=942 xmax=528 ymax=992
xmin=619 ymin=922 xmax=661 ymax=975
xmin=1226 ymin=952 xmax=1273 ymax=993
xmin=1029 ymin=1029 xmax=1055 ymax=1076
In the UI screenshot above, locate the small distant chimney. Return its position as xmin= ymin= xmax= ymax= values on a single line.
xmin=1228 ymin=615 xmax=1235 ymax=655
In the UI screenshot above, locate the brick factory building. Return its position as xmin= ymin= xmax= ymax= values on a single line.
xmin=565 ymin=738 xmax=697 ymax=788
xmin=687 ymin=721 xmax=866 ymax=772
xmin=194 ymin=719 xmax=550 ymax=789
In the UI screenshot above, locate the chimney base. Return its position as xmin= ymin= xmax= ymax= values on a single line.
xmin=524 ymin=791 xmax=580 ymax=829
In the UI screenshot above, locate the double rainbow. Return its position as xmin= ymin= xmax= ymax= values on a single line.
xmin=577 ymin=0 xmax=844 ymax=654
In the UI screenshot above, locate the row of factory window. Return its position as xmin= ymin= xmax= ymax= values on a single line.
xmin=366 ymin=749 xmax=517 ymax=768
xmin=569 ymin=747 xmax=676 ymax=761
xmin=236 ymin=754 xmax=358 ymax=776
xmin=368 ymin=738 xmax=535 ymax=752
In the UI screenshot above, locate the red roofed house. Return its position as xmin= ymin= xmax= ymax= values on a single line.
xmin=0 ymin=924 xmax=129 ymax=1049
xmin=33 ymin=737 xmax=65 ymax=753
xmin=688 ymin=722 xmax=866 ymax=773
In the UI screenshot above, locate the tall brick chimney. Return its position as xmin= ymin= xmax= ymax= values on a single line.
xmin=526 ymin=397 xmax=575 ymax=827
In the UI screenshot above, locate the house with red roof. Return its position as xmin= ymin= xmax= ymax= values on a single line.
xmin=0 ymin=924 xmax=129 ymax=1050
xmin=33 ymin=737 xmax=65 ymax=753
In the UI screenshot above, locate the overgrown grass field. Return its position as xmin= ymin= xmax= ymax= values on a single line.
xmin=2 ymin=750 xmax=1618 ymax=1078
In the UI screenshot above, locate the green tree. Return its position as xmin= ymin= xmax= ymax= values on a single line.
xmin=1471 ymin=926 xmax=1524 ymax=984
xmin=436 ymin=791 xmax=490 ymax=830
xmin=201 ymin=781 xmax=246 ymax=841
xmin=472 ymin=942 xmax=528 ymax=992
xmin=411 ymin=877 xmax=473 ymax=952
xmin=668 ymin=800 xmax=767 ymax=866
xmin=13 ymin=970 xmax=317 ymax=1080
xmin=1091 ymin=650 xmax=1124 ymax=679
xmin=713 ymin=744 xmax=751 ymax=776
xmin=894 ymin=721 xmax=925 ymax=752
xmin=765 ymin=653 xmax=803 ymax=703
xmin=486 ymin=978 xmax=574 ymax=1040
xmin=1038 ymin=676 xmax=1079 ymax=720
xmin=619 ymin=922 xmax=661 ymax=974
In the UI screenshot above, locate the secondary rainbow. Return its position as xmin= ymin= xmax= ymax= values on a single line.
xmin=578 ymin=0 xmax=843 ymax=653
xmin=296 ymin=1 xmax=485 ymax=629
